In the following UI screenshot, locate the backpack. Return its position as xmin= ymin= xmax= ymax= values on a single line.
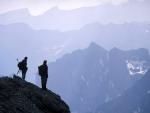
xmin=18 ymin=61 xmax=23 ymax=70
xmin=38 ymin=65 xmax=44 ymax=76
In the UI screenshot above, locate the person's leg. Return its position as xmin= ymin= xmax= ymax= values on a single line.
xmin=22 ymin=70 xmax=26 ymax=80
xmin=45 ymin=77 xmax=48 ymax=90
xmin=42 ymin=77 xmax=47 ymax=90
xmin=22 ymin=74 xmax=24 ymax=80
xmin=21 ymin=70 xmax=25 ymax=80
xmin=41 ymin=77 xmax=45 ymax=90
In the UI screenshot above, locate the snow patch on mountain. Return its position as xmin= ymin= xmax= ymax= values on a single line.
xmin=126 ymin=60 xmax=149 ymax=75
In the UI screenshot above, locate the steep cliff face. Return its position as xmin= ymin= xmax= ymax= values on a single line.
xmin=97 ymin=70 xmax=150 ymax=113
xmin=0 ymin=75 xmax=70 ymax=113
xmin=46 ymin=43 xmax=150 ymax=113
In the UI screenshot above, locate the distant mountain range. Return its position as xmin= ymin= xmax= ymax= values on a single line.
xmin=0 ymin=22 xmax=150 ymax=76
xmin=42 ymin=42 xmax=150 ymax=113
xmin=0 ymin=0 xmax=149 ymax=31
xmin=0 ymin=22 xmax=150 ymax=113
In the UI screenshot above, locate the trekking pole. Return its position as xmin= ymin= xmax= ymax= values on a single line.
xmin=16 ymin=58 xmax=20 ymax=75
xmin=17 ymin=70 xmax=20 ymax=75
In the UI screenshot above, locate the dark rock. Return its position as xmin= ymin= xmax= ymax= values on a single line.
xmin=0 ymin=75 xmax=70 ymax=113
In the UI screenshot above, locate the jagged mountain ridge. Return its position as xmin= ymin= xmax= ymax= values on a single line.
xmin=0 ymin=0 xmax=149 ymax=31
xmin=0 ymin=75 xmax=70 ymax=113
xmin=0 ymin=22 xmax=150 ymax=76
xmin=45 ymin=43 xmax=150 ymax=113
xmin=97 ymin=70 xmax=150 ymax=113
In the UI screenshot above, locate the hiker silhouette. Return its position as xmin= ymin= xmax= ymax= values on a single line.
xmin=17 ymin=57 xmax=28 ymax=80
xmin=38 ymin=60 xmax=48 ymax=90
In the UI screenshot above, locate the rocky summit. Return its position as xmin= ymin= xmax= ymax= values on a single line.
xmin=0 ymin=75 xmax=70 ymax=113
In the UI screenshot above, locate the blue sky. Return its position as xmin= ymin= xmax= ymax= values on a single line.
xmin=0 ymin=0 xmax=141 ymax=15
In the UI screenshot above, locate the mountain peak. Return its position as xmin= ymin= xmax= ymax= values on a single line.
xmin=88 ymin=42 xmax=106 ymax=50
xmin=0 ymin=75 xmax=70 ymax=113
xmin=51 ymin=7 xmax=60 ymax=11
xmin=111 ymin=47 xmax=122 ymax=51
xmin=89 ymin=42 xmax=100 ymax=48
xmin=88 ymin=42 xmax=107 ymax=53
xmin=0 ymin=8 xmax=30 ymax=16
xmin=44 ymin=7 xmax=60 ymax=15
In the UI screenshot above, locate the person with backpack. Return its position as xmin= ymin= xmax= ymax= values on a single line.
xmin=38 ymin=60 xmax=48 ymax=90
xmin=17 ymin=57 xmax=28 ymax=80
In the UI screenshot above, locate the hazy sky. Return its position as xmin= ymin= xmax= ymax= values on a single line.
xmin=0 ymin=0 xmax=141 ymax=15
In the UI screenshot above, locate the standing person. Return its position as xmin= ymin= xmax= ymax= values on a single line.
xmin=38 ymin=60 xmax=48 ymax=90
xmin=17 ymin=57 xmax=28 ymax=80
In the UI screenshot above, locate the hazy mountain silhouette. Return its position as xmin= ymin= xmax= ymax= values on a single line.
xmin=41 ymin=42 xmax=150 ymax=113
xmin=0 ymin=22 xmax=150 ymax=76
xmin=0 ymin=75 xmax=70 ymax=113
xmin=0 ymin=8 xmax=30 ymax=24
xmin=0 ymin=0 xmax=149 ymax=31
xmin=0 ymin=23 xmax=66 ymax=76
xmin=97 ymin=70 xmax=150 ymax=113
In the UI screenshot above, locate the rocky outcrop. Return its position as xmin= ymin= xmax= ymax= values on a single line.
xmin=0 ymin=75 xmax=70 ymax=113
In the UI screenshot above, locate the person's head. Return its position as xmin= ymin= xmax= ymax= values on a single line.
xmin=43 ymin=60 xmax=47 ymax=65
xmin=24 ymin=57 xmax=28 ymax=60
